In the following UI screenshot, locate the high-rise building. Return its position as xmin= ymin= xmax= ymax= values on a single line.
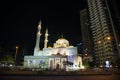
xmin=80 ymin=9 xmax=93 ymax=57
xmin=87 ymin=0 xmax=120 ymax=67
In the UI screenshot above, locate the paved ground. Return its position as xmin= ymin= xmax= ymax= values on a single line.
xmin=0 ymin=67 xmax=120 ymax=80
xmin=1 ymin=74 xmax=120 ymax=80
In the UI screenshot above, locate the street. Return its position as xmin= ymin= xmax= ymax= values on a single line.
xmin=1 ymin=75 xmax=120 ymax=80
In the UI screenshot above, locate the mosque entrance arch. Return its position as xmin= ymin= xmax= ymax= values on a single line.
xmin=56 ymin=63 xmax=60 ymax=70
xmin=50 ymin=60 xmax=53 ymax=69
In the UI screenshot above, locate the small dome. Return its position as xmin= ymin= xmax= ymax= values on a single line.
xmin=54 ymin=37 xmax=69 ymax=48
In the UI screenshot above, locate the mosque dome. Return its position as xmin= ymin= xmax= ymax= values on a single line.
xmin=54 ymin=37 xmax=69 ymax=48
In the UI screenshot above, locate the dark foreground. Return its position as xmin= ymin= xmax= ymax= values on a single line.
xmin=0 ymin=67 xmax=120 ymax=80
xmin=1 ymin=74 xmax=120 ymax=80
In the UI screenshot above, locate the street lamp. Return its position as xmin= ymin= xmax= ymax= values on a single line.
xmin=15 ymin=46 xmax=19 ymax=65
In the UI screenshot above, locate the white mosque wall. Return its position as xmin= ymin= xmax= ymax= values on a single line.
xmin=34 ymin=47 xmax=77 ymax=56
xmin=34 ymin=48 xmax=43 ymax=56
xmin=24 ymin=56 xmax=49 ymax=68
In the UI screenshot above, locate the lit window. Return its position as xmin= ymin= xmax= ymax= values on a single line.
xmin=107 ymin=37 xmax=111 ymax=40
xmin=98 ymin=40 xmax=101 ymax=44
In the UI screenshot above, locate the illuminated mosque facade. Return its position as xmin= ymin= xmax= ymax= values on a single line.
xmin=23 ymin=21 xmax=84 ymax=71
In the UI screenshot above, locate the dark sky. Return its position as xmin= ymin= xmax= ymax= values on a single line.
xmin=0 ymin=0 xmax=86 ymax=54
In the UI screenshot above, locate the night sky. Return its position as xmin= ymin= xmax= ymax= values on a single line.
xmin=0 ymin=0 xmax=86 ymax=54
xmin=0 ymin=0 xmax=120 ymax=55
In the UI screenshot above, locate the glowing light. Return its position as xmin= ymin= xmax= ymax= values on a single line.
xmin=110 ymin=65 xmax=112 ymax=68
xmin=98 ymin=40 xmax=101 ymax=44
xmin=105 ymin=61 xmax=110 ymax=68
xmin=16 ymin=46 xmax=19 ymax=49
xmin=116 ymin=65 xmax=118 ymax=68
xmin=48 ymin=46 xmax=52 ymax=48
xmin=54 ymin=38 xmax=69 ymax=48
xmin=77 ymin=56 xmax=80 ymax=58
xmin=107 ymin=37 xmax=111 ymax=40
xmin=100 ymin=65 xmax=103 ymax=68
xmin=81 ymin=65 xmax=85 ymax=69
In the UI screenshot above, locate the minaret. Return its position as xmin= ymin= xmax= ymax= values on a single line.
xmin=61 ymin=33 xmax=63 ymax=38
xmin=44 ymin=29 xmax=49 ymax=48
xmin=35 ymin=21 xmax=42 ymax=51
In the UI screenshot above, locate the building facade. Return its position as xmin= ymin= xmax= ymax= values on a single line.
xmin=80 ymin=9 xmax=93 ymax=67
xmin=80 ymin=9 xmax=93 ymax=56
xmin=87 ymin=0 xmax=120 ymax=67
xmin=24 ymin=21 xmax=84 ymax=71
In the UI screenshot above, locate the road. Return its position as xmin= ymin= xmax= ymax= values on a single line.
xmin=1 ymin=74 xmax=120 ymax=80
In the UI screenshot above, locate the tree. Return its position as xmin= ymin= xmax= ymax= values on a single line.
xmin=116 ymin=58 xmax=120 ymax=68
xmin=88 ymin=61 xmax=94 ymax=67
xmin=63 ymin=61 xmax=73 ymax=66
xmin=39 ymin=61 xmax=46 ymax=70
xmin=83 ymin=60 xmax=94 ymax=68
xmin=0 ymin=54 xmax=14 ymax=65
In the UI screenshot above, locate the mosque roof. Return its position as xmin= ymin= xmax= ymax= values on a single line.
xmin=54 ymin=37 xmax=69 ymax=48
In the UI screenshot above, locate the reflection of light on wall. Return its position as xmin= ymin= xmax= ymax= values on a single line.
xmin=78 ymin=56 xmax=80 ymax=58
xmin=68 ymin=55 xmax=73 ymax=62
xmin=28 ymin=60 xmax=30 ymax=65
xmin=40 ymin=60 xmax=43 ymax=64
xmin=33 ymin=60 xmax=36 ymax=64
xmin=100 ymin=65 xmax=103 ymax=68
xmin=110 ymin=65 xmax=112 ymax=68
xmin=51 ymin=49 xmax=58 ymax=54
xmin=50 ymin=48 xmax=68 ymax=55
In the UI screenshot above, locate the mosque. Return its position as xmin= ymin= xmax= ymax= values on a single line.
xmin=23 ymin=21 xmax=84 ymax=71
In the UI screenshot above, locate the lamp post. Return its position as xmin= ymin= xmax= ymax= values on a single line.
xmin=14 ymin=46 xmax=19 ymax=65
